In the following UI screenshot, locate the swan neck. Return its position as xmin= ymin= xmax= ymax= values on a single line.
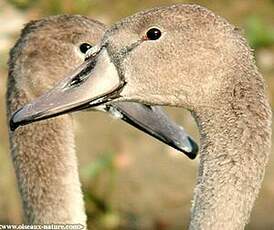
xmin=189 ymin=85 xmax=272 ymax=229
xmin=7 ymin=86 xmax=87 ymax=227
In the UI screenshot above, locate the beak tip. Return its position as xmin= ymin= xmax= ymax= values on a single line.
xmin=10 ymin=115 xmax=19 ymax=131
xmin=9 ymin=107 xmax=27 ymax=131
xmin=185 ymin=137 xmax=199 ymax=159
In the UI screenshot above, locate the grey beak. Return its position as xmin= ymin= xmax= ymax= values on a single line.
xmin=10 ymin=100 xmax=198 ymax=158
xmin=9 ymin=47 xmax=198 ymax=159
xmin=10 ymin=47 xmax=122 ymax=126
xmin=104 ymin=102 xmax=198 ymax=159
xmin=10 ymin=47 xmax=122 ymax=130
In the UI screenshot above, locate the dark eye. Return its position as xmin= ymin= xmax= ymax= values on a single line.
xmin=79 ymin=43 xmax=92 ymax=54
xmin=146 ymin=28 xmax=162 ymax=40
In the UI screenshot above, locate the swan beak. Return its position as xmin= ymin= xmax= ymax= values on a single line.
xmin=10 ymin=47 xmax=123 ymax=129
xmin=105 ymin=102 xmax=198 ymax=159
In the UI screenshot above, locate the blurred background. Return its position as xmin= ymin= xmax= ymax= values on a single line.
xmin=0 ymin=0 xmax=274 ymax=229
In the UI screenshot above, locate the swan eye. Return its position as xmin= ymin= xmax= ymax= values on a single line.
xmin=146 ymin=28 xmax=162 ymax=40
xmin=79 ymin=43 xmax=92 ymax=54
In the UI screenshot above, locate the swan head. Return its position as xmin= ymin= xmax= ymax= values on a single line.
xmin=9 ymin=14 xmax=199 ymax=158
xmin=15 ymin=4 xmax=250 ymax=114
xmin=97 ymin=4 xmax=249 ymax=110
xmin=9 ymin=15 xmax=106 ymax=99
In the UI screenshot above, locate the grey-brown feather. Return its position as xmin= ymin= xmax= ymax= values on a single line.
xmin=6 ymin=15 xmax=106 ymax=226
xmin=98 ymin=4 xmax=272 ymax=229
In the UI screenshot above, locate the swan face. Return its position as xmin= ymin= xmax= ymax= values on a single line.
xmin=100 ymin=4 xmax=243 ymax=110
xmin=12 ymin=15 xmax=106 ymax=98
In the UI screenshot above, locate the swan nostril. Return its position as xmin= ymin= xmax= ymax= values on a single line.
xmin=143 ymin=104 xmax=153 ymax=110
xmin=69 ymin=75 xmax=85 ymax=87
xmin=68 ymin=58 xmax=97 ymax=88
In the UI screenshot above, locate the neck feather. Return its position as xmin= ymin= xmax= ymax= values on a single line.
xmin=6 ymin=78 xmax=86 ymax=227
xmin=189 ymin=72 xmax=272 ymax=230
